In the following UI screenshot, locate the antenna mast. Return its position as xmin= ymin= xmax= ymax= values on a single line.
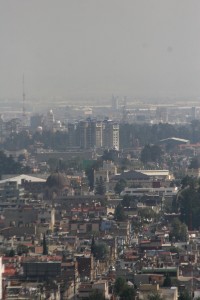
xmin=21 ymin=74 xmax=27 ymax=129
xmin=22 ymin=74 xmax=26 ymax=117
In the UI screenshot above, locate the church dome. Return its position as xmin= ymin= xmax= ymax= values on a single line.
xmin=46 ymin=172 xmax=67 ymax=189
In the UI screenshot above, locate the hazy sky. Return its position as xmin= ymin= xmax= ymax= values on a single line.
xmin=1 ymin=0 xmax=200 ymax=100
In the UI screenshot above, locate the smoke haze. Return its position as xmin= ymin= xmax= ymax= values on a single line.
xmin=0 ymin=0 xmax=200 ymax=100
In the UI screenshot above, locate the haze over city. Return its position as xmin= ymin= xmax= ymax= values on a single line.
xmin=2 ymin=2 xmax=200 ymax=299
xmin=1 ymin=0 xmax=200 ymax=102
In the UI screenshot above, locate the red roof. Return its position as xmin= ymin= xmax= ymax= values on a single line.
xmin=3 ymin=268 xmax=16 ymax=276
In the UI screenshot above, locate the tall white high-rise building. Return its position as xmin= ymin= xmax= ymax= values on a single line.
xmin=45 ymin=109 xmax=55 ymax=130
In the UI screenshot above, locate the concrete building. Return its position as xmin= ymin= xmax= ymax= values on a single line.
xmin=94 ymin=161 xmax=117 ymax=193
xmin=94 ymin=121 xmax=103 ymax=148
xmin=103 ymin=120 xmax=119 ymax=150
xmin=0 ymin=181 xmax=25 ymax=206
xmin=77 ymin=119 xmax=103 ymax=149
xmin=22 ymin=261 xmax=61 ymax=280
xmin=68 ymin=123 xmax=78 ymax=147
xmin=45 ymin=109 xmax=55 ymax=130
xmin=186 ymin=168 xmax=200 ymax=178
xmin=138 ymin=284 xmax=178 ymax=300
xmin=78 ymin=280 xmax=109 ymax=299
xmin=76 ymin=255 xmax=95 ymax=281
xmin=69 ymin=119 xmax=119 ymax=150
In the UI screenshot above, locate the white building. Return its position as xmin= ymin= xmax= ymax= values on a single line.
xmin=45 ymin=109 xmax=55 ymax=130
xmin=121 ymin=186 xmax=178 ymax=197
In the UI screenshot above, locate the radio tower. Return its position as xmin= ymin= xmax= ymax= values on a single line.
xmin=22 ymin=74 xmax=26 ymax=128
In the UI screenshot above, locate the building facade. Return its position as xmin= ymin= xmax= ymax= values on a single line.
xmin=70 ymin=119 xmax=119 ymax=150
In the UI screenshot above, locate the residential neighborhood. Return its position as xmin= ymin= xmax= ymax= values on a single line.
xmin=0 ymin=110 xmax=200 ymax=299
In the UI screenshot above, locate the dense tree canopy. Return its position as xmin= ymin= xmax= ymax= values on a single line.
xmin=114 ymin=277 xmax=136 ymax=300
xmin=163 ymin=274 xmax=172 ymax=287
xmin=114 ymin=277 xmax=127 ymax=295
xmin=177 ymin=178 xmax=200 ymax=230
xmin=140 ymin=144 xmax=162 ymax=164
xmin=114 ymin=179 xmax=127 ymax=195
xmin=4 ymin=121 xmax=200 ymax=152
xmin=42 ymin=234 xmax=48 ymax=255
xmin=147 ymin=293 xmax=163 ymax=300
xmin=91 ymin=241 xmax=109 ymax=260
xmin=169 ymin=218 xmax=188 ymax=242
xmin=178 ymin=290 xmax=192 ymax=300
xmin=114 ymin=204 xmax=126 ymax=221
xmin=101 ymin=149 xmax=119 ymax=162
xmin=95 ymin=177 xmax=106 ymax=195
xmin=119 ymin=121 xmax=200 ymax=148
xmin=17 ymin=244 xmax=29 ymax=256
xmin=85 ymin=160 xmax=102 ymax=190
xmin=0 ymin=151 xmax=30 ymax=175
xmin=189 ymin=157 xmax=200 ymax=169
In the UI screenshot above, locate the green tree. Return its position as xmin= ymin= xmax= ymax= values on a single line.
xmin=140 ymin=144 xmax=162 ymax=164
xmin=48 ymin=158 xmax=59 ymax=172
xmin=121 ymin=195 xmax=132 ymax=207
xmin=169 ymin=218 xmax=188 ymax=242
xmin=6 ymin=249 xmax=15 ymax=257
xmin=141 ymin=144 xmax=152 ymax=164
xmin=163 ymin=274 xmax=172 ymax=287
xmin=114 ymin=179 xmax=127 ymax=195
xmin=91 ymin=235 xmax=95 ymax=255
xmin=114 ymin=277 xmax=136 ymax=299
xmin=17 ymin=244 xmax=29 ymax=256
xmin=95 ymin=177 xmax=106 ymax=195
xmin=178 ymin=290 xmax=192 ymax=300
xmin=138 ymin=207 xmax=156 ymax=221
xmin=42 ymin=234 xmax=48 ymax=255
xmin=92 ymin=242 xmax=109 ymax=260
xmin=85 ymin=160 xmax=102 ymax=190
xmin=87 ymin=290 xmax=106 ymax=300
xmin=120 ymin=286 xmax=136 ymax=300
xmin=114 ymin=204 xmax=126 ymax=221
xmin=114 ymin=277 xmax=127 ymax=295
xmin=0 ymin=151 xmax=29 ymax=174
xmin=150 ymin=145 xmax=162 ymax=162
xmin=189 ymin=157 xmax=200 ymax=169
xmin=102 ymin=149 xmax=119 ymax=162
xmin=177 ymin=181 xmax=200 ymax=230
xmin=181 ymin=176 xmax=197 ymax=189
xmin=147 ymin=293 xmax=163 ymax=300
xmin=131 ymin=217 xmax=141 ymax=235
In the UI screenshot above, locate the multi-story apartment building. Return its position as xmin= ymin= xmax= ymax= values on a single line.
xmin=68 ymin=123 xmax=78 ymax=147
xmin=45 ymin=109 xmax=55 ymax=130
xmin=103 ymin=120 xmax=119 ymax=150
xmin=71 ymin=119 xmax=119 ymax=150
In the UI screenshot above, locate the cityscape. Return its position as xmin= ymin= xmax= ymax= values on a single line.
xmin=1 ymin=1 xmax=200 ymax=300
xmin=0 ymin=96 xmax=199 ymax=299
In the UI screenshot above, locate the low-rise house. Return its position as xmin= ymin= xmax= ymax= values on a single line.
xmin=69 ymin=220 xmax=100 ymax=235
xmin=78 ymin=280 xmax=110 ymax=299
xmin=139 ymin=238 xmax=163 ymax=252
xmin=138 ymin=283 xmax=178 ymax=300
